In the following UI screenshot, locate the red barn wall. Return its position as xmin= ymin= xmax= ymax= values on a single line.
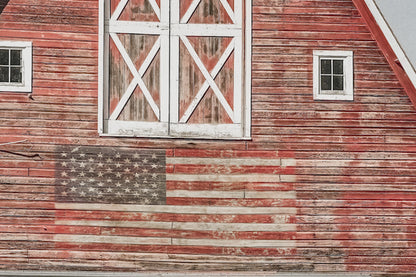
xmin=0 ymin=0 xmax=416 ymax=273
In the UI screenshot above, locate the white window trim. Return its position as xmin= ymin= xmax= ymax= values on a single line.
xmin=0 ymin=40 xmax=32 ymax=93
xmin=98 ymin=0 xmax=252 ymax=140
xmin=313 ymin=50 xmax=353 ymax=101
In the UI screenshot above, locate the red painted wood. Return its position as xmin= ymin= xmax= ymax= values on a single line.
xmin=352 ymin=0 xmax=416 ymax=110
xmin=0 ymin=0 xmax=416 ymax=274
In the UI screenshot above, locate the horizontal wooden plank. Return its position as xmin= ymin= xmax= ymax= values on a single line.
xmin=0 ymin=0 xmax=416 ymax=273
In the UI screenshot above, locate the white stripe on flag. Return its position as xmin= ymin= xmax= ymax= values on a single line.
xmin=172 ymin=222 xmax=296 ymax=232
xmin=166 ymin=174 xmax=281 ymax=182
xmin=166 ymin=190 xmax=296 ymax=199
xmin=53 ymin=220 xmax=296 ymax=232
xmin=167 ymin=157 xmax=282 ymax=166
xmin=55 ymin=203 xmax=296 ymax=214
xmin=55 ymin=220 xmax=172 ymax=229
xmin=172 ymin=239 xmax=296 ymax=248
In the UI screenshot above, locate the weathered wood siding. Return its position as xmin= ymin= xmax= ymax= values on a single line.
xmin=0 ymin=0 xmax=416 ymax=273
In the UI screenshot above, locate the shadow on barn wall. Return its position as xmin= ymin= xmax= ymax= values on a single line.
xmin=0 ymin=0 xmax=10 ymax=14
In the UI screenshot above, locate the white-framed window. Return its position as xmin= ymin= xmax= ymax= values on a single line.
xmin=0 ymin=41 xmax=32 ymax=93
xmin=313 ymin=50 xmax=353 ymax=101
xmin=98 ymin=0 xmax=252 ymax=139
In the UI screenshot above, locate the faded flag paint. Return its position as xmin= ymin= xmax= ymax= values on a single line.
xmin=55 ymin=146 xmax=166 ymax=205
xmin=53 ymin=149 xmax=298 ymax=253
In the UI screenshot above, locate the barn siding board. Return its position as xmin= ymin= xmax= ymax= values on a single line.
xmin=0 ymin=0 xmax=416 ymax=274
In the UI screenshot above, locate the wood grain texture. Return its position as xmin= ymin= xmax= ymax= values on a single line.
xmin=0 ymin=0 xmax=416 ymax=274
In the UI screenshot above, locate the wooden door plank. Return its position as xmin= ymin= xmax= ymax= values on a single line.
xmin=109 ymin=21 xmax=167 ymax=35
xmin=180 ymin=0 xmax=202 ymax=24
xmin=109 ymin=37 xmax=161 ymax=120
xmin=180 ymin=38 xmax=236 ymax=123
xmin=169 ymin=1 xmax=180 ymax=123
xmin=180 ymin=35 xmax=235 ymax=122
xmin=110 ymin=33 xmax=160 ymax=119
xmin=148 ymin=0 xmax=161 ymax=20
xmin=233 ymin=32 xmax=242 ymax=124
xmin=110 ymin=0 xmax=128 ymax=21
xmin=219 ymin=0 xmax=235 ymax=23
xmin=159 ymin=0 xmax=170 ymax=123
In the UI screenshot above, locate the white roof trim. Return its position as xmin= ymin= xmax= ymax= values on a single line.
xmin=365 ymin=0 xmax=416 ymax=89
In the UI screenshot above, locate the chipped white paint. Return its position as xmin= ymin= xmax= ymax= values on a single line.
xmin=172 ymin=222 xmax=296 ymax=232
xmin=245 ymin=191 xmax=296 ymax=199
xmin=55 ymin=203 xmax=296 ymax=215
xmin=167 ymin=190 xmax=245 ymax=199
xmin=280 ymin=175 xmax=297 ymax=182
xmin=281 ymin=158 xmax=296 ymax=167
xmin=167 ymin=157 xmax=281 ymax=166
xmin=54 ymin=220 xmax=172 ymax=229
xmin=166 ymin=174 xmax=281 ymax=182
xmin=172 ymin=239 xmax=296 ymax=248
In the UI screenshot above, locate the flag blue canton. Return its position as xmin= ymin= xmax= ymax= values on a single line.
xmin=55 ymin=146 xmax=166 ymax=205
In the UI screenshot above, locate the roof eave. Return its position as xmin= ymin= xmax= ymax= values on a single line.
xmin=353 ymin=0 xmax=416 ymax=109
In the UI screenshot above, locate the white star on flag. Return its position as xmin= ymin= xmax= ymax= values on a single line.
xmin=56 ymin=146 xmax=166 ymax=205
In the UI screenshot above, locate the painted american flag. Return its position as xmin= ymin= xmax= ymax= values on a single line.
xmin=55 ymin=146 xmax=166 ymax=205
xmin=50 ymin=148 xmax=302 ymax=271
xmin=52 ymin=149 xmax=298 ymax=254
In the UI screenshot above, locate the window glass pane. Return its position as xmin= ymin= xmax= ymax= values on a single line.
xmin=320 ymin=59 xmax=331 ymax=74
xmin=0 ymin=66 xmax=9 ymax=82
xmin=321 ymin=75 xmax=332 ymax=90
xmin=10 ymin=67 xmax=22 ymax=83
xmin=10 ymin=50 xmax=21 ymax=66
xmin=333 ymin=75 xmax=344 ymax=90
xmin=333 ymin=60 xmax=343 ymax=75
xmin=0 ymin=49 xmax=9 ymax=65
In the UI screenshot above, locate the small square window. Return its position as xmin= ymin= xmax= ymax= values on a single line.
xmin=0 ymin=41 xmax=32 ymax=93
xmin=313 ymin=50 xmax=353 ymax=101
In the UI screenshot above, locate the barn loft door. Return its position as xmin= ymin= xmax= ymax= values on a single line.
xmin=106 ymin=0 xmax=169 ymax=136
xmin=103 ymin=0 xmax=245 ymax=138
xmin=170 ymin=0 xmax=244 ymax=138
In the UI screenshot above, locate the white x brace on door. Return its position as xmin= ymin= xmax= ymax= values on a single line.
xmin=99 ymin=0 xmax=251 ymax=139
